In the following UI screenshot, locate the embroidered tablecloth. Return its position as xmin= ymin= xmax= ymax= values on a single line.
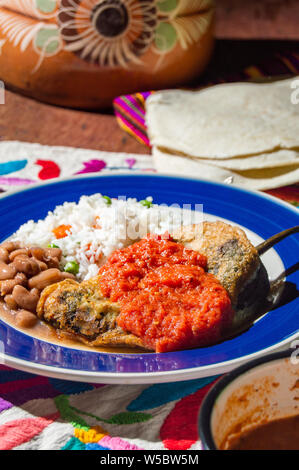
xmin=0 ymin=141 xmax=298 ymax=451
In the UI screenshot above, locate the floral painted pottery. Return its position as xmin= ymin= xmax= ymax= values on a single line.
xmin=0 ymin=0 xmax=214 ymax=108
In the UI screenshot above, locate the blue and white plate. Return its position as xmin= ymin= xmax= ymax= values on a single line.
xmin=0 ymin=174 xmax=298 ymax=384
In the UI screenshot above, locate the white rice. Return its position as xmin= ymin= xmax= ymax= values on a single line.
xmin=12 ymin=193 xmax=201 ymax=281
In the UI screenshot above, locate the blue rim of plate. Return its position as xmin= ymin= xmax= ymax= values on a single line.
xmin=0 ymin=173 xmax=298 ymax=384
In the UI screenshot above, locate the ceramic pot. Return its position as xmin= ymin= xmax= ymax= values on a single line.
xmin=0 ymin=0 xmax=214 ymax=108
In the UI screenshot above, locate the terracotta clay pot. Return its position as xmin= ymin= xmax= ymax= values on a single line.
xmin=0 ymin=1 xmax=214 ymax=108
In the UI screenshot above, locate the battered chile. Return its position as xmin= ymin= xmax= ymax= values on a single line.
xmin=99 ymin=236 xmax=234 ymax=353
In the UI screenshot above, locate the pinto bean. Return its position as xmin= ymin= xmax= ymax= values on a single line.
xmin=0 ymin=272 xmax=28 ymax=296
xmin=0 ymin=247 xmax=9 ymax=263
xmin=16 ymin=310 xmax=38 ymax=328
xmin=15 ymin=272 xmax=27 ymax=284
xmin=44 ymin=247 xmax=62 ymax=260
xmin=0 ymin=279 xmax=16 ymax=296
xmin=3 ymin=273 xmax=26 ymax=294
xmin=0 ymin=241 xmax=20 ymax=253
xmin=61 ymin=272 xmax=77 ymax=281
xmin=30 ymin=287 xmax=40 ymax=296
xmin=12 ymin=256 xmax=32 ymax=275
xmin=46 ymin=256 xmax=60 ymax=269
xmin=32 ymin=258 xmax=48 ymax=271
xmin=28 ymin=268 xmax=64 ymax=290
xmin=1 ymin=279 xmax=18 ymax=296
xmin=4 ymin=294 xmax=18 ymax=310
xmin=29 ymin=246 xmax=45 ymax=261
xmin=12 ymin=285 xmax=39 ymax=312
xmin=9 ymin=248 xmax=29 ymax=261
xmin=0 ymin=279 xmax=18 ymax=297
xmin=0 ymin=262 xmax=17 ymax=280
xmin=12 ymin=256 xmax=40 ymax=276
xmin=28 ymin=258 xmax=41 ymax=276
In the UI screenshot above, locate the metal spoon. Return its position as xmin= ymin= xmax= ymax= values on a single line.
xmin=256 ymin=226 xmax=299 ymax=255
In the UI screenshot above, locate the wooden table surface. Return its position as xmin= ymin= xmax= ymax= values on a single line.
xmin=0 ymin=88 xmax=148 ymax=155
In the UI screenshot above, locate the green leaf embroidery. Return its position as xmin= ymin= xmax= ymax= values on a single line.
xmin=69 ymin=405 xmax=152 ymax=425
xmin=106 ymin=412 xmax=153 ymax=425
xmin=55 ymin=394 xmax=152 ymax=427
xmin=54 ymin=395 xmax=90 ymax=431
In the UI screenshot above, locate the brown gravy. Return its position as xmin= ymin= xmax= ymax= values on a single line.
xmin=226 ymin=414 xmax=299 ymax=450
xmin=0 ymin=301 xmax=148 ymax=354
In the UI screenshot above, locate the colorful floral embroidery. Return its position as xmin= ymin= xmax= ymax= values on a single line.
xmin=74 ymin=426 xmax=107 ymax=443
xmin=0 ymin=160 xmax=27 ymax=175
xmin=76 ymin=159 xmax=107 ymax=174
xmin=125 ymin=158 xmax=136 ymax=168
xmin=0 ymin=413 xmax=59 ymax=450
xmin=62 ymin=436 xmax=86 ymax=450
xmin=0 ymin=177 xmax=36 ymax=186
xmin=127 ymin=376 xmax=218 ymax=411
xmin=160 ymin=380 xmax=217 ymax=450
xmin=0 ymin=369 xmax=215 ymax=450
xmin=36 ymin=159 xmax=61 ymax=179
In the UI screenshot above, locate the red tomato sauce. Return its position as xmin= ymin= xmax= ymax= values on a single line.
xmin=99 ymin=236 xmax=234 ymax=353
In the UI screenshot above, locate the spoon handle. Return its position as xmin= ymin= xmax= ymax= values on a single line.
xmin=256 ymin=225 xmax=299 ymax=255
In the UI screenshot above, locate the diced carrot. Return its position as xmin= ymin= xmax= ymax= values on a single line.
xmin=92 ymin=216 xmax=101 ymax=229
xmin=52 ymin=224 xmax=72 ymax=239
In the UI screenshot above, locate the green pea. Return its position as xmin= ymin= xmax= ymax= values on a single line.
xmin=102 ymin=196 xmax=112 ymax=205
xmin=140 ymin=199 xmax=153 ymax=208
xmin=48 ymin=243 xmax=59 ymax=248
xmin=64 ymin=261 xmax=79 ymax=275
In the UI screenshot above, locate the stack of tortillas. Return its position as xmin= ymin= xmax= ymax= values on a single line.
xmin=145 ymin=77 xmax=299 ymax=190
